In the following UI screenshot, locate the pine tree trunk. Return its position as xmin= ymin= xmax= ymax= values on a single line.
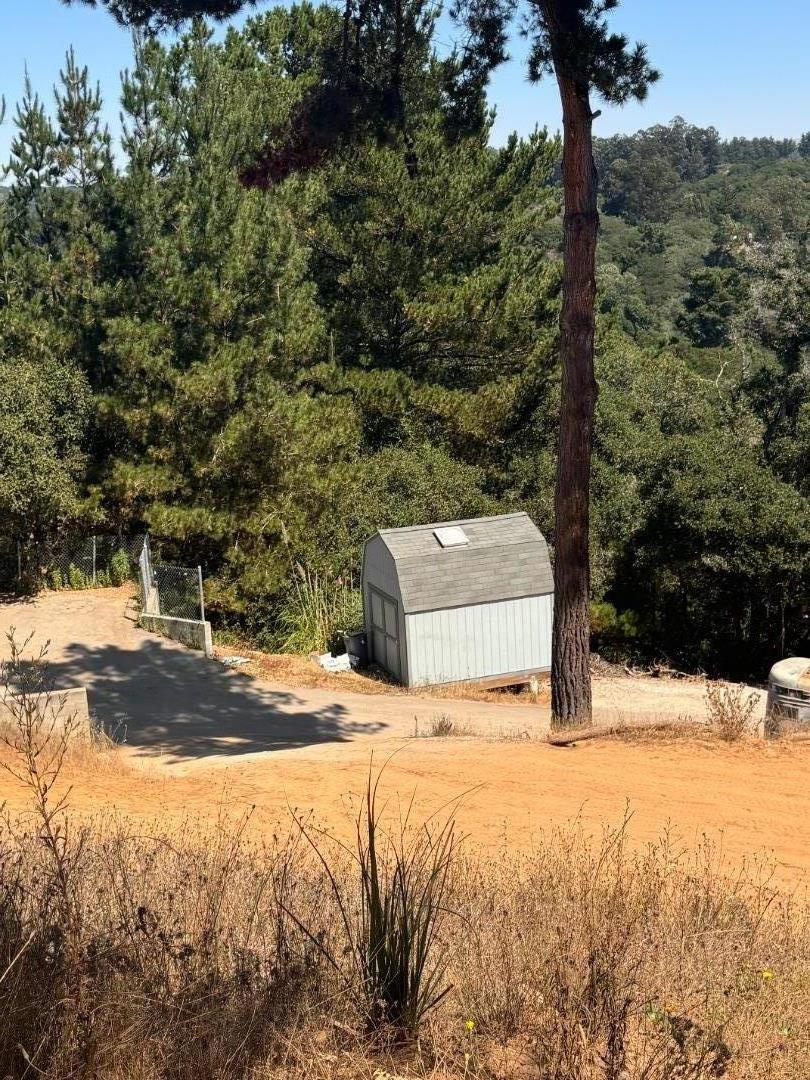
xmin=550 ymin=75 xmax=598 ymax=729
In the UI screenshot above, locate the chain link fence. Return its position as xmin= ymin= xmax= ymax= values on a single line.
xmin=138 ymin=535 xmax=205 ymax=623
xmin=0 ymin=533 xmax=145 ymax=592
xmin=44 ymin=534 xmax=145 ymax=591
xmin=0 ymin=531 xmax=207 ymax=627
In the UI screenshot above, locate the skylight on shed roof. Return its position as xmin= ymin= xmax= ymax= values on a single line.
xmin=433 ymin=526 xmax=469 ymax=548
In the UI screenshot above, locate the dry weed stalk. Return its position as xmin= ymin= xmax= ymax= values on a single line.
xmin=0 ymin=631 xmax=86 ymax=931
xmin=705 ymin=681 xmax=760 ymax=741
xmin=412 ymin=713 xmax=473 ymax=738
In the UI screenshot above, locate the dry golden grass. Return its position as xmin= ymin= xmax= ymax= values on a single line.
xmin=705 ymin=682 xmax=761 ymax=741
xmin=0 ymin=805 xmax=806 ymax=1079
xmin=213 ymin=646 xmax=550 ymax=705
xmin=413 ymin=712 xmax=725 ymax=746
xmin=1 ymin=635 xmax=807 ymax=1079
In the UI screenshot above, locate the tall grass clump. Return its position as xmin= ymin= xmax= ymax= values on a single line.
xmin=277 ymin=564 xmax=363 ymax=654
xmin=450 ymin=825 xmax=809 ymax=1080
xmin=285 ymin=762 xmax=456 ymax=1037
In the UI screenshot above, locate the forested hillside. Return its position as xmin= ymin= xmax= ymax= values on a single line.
xmin=0 ymin=9 xmax=807 ymax=677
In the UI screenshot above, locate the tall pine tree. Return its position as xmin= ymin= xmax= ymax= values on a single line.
xmin=522 ymin=0 xmax=658 ymax=727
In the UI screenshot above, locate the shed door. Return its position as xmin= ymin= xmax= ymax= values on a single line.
xmin=369 ymin=587 xmax=401 ymax=680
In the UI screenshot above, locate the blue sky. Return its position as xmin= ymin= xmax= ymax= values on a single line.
xmin=1 ymin=0 xmax=808 ymax=162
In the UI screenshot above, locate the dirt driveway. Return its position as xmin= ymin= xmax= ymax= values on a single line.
xmin=0 ymin=587 xmax=741 ymax=764
xmin=3 ymin=588 xmax=807 ymax=888
xmin=0 ymin=587 xmax=560 ymax=762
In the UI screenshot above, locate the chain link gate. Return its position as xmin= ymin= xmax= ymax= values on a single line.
xmin=138 ymin=534 xmax=205 ymax=623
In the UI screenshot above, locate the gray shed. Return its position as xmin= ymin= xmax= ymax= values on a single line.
xmin=361 ymin=512 xmax=553 ymax=687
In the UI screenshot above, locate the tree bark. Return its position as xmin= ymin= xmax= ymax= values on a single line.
xmin=550 ymin=73 xmax=598 ymax=729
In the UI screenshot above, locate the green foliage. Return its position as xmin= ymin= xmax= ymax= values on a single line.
xmin=722 ymin=135 xmax=799 ymax=163
xmin=597 ymin=117 xmax=720 ymax=223
xmin=592 ymin=331 xmax=809 ymax=674
xmin=3 ymin=18 xmax=808 ymax=677
xmin=593 ymin=123 xmax=810 ymax=566
xmin=590 ymin=601 xmax=640 ymax=644
xmin=678 ymin=266 xmax=744 ymax=348
xmin=276 ymin=568 xmax=363 ymax=654
xmin=108 ymin=549 xmax=132 ymax=586
xmin=54 ymin=46 xmax=114 ymax=197
xmin=69 ymin=14 xmax=561 ymax=630
xmin=0 ymin=326 xmax=91 ymax=541
xmin=595 ymin=122 xmax=810 ymax=350
xmin=67 ymin=563 xmax=91 ymax=590
xmin=525 ymin=0 xmax=659 ymax=105
xmin=64 ymin=0 xmax=251 ymax=28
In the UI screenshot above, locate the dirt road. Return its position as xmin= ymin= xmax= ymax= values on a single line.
xmin=0 ymin=587 xmax=558 ymax=761
xmin=2 ymin=588 xmax=807 ymax=888
xmin=0 ymin=587 xmax=736 ymax=763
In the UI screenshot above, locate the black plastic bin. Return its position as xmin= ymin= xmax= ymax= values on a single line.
xmin=343 ymin=630 xmax=368 ymax=669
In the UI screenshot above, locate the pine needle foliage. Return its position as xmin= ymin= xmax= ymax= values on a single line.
xmin=6 ymin=7 xmax=808 ymax=676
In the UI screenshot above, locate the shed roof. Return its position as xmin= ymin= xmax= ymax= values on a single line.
xmin=372 ymin=512 xmax=552 ymax=613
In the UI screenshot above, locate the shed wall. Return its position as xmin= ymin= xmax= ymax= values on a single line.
xmin=361 ymin=535 xmax=409 ymax=679
xmin=404 ymin=593 xmax=552 ymax=687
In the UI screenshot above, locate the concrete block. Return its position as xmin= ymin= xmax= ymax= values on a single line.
xmin=0 ymin=686 xmax=91 ymax=736
xmin=140 ymin=613 xmax=213 ymax=657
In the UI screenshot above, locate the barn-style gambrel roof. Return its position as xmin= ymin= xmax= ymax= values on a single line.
xmin=373 ymin=512 xmax=552 ymax=614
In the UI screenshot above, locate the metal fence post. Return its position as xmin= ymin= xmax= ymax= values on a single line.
xmin=197 ymin=566 xmax=206 ymax=623
xmin=149 ymin=535 xmax=158 ymax=614
xmin=92 ymin=535 xmax=97 ymax=585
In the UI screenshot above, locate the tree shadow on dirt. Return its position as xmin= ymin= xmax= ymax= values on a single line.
xmin=43 ymin=639 xmax=386 ymax=763
xmin=0 ymin=593 xmax=35 ymax=607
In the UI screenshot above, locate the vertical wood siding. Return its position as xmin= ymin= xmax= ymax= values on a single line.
xmin=404 ymin=594 xmax=553 ymax=686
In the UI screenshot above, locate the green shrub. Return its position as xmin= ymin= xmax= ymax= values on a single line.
xmin=591 ymin=601 xmax=641 ymax=643
xmin=109 ymin=548 xmax=131 ymax=587
xmin=49 ymin=568 xmax=64 ymax=591
xmin=591 ymin=601 xmax=619 ymax=637
xmin=67 ymin=563 xmax=90 ymax=590
xmin=95 ymin=569 xmax=112 ymax=588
